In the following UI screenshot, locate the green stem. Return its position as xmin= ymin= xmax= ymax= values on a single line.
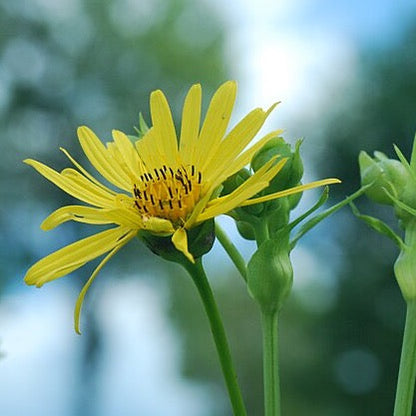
xmin=261 ymin=311 xmax=281 ymax=416
xmin=394 ymin=300 xmax=416 ymax=416
xmin=254 ymin=220 xmax=270 ymax=247
xmin=182 ymin=258 xmax=247 ymax=416
xmin=215 ymin=222 xmax=247 ymax=281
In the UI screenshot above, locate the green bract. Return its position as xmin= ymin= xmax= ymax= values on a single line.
xmin=247 ymin=232 xmax=293 ymax=314
xmin=139 ymin=220 xmax=215 ymax=264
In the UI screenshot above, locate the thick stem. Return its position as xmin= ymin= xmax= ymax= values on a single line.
xmin=254 ymin=220 xmax=270 ymax=247
xmin=261 ymin=311 xmax=281 ymax=416
xmin=215 ymin=222 xmax=247 ymax=281
xmin=394 ymin=300 xmax=416 ymax=416
xmin=182 ymin=258 xmax=247 ymax=416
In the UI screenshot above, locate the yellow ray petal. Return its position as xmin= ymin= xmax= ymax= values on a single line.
xmin=240 ymin=178 xmax=342 ymax=206
xmin=179 ymin=84 xmax=202 ymax=165
xmin=142 ymin=217 xmax=175 ymax=235
xmin=202 ymin=107 xmax=272 ymax=183
xmin=60 ymin=147 xmax=117 ymax=196
xmin=106 ymin=142 xmax=137 ymax=181
xmin=41 ymin=205 xmax=116 ymax=230
xmin=77 ymin=126 xmax=132 ymax=191
xmin=172 ymin=228 xmax=194 ymax=263
xmin=216 ymin=129 xmax=284 ymax=181
xmin=24 ymin=159 xmax=115 ymax=208
xmin=135 ymin=127 xmax=167 ymax=170
xmin=111 ymin=130 xmax=142 ymax=181
xmin=42 ymin=204 xmax=144 ymax=230
xmin=24 ymin=227 xmax=135 ymax=287
xmin=61 ymin=168 xmax=119 ymax=202
xmin=197 ymin=158 xmax=287 ymax=222
xmin=150 ymin=90 xmax=179 ymax=166
xmin=74 ymin=243 xmax=125 ymax=334
xmin=195 ymin=81 xmax=237 ymax=168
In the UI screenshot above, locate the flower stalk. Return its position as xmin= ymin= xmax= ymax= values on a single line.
xmin=215 ymin=222 xmax=247 ymax=281
xmin=394 ymin=300 xmax=416 ymax=416
xmin=262 ymin=311 xmax=281 ymax=416
xmin=181 ymin=258 xmax=247 ymax=416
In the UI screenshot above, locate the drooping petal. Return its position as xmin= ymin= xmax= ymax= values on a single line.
xmin=172 ymin=228 xmax=194 ymax=263
xmin=179 ymin=84 xmax=202 ymax=165
xmin=24 ymin=227 xmax=136 ymax=287
xmin=194 ymin=81 xmax=237 ymax=168
xmin=150 ymin=90 xmax=179 ymax=167
xmin=24 ymin=159 xmax=115 ymax=208
xmin=77 ymin=126 xmax=132 ymax=191
xmin=74 ymin=244 xmax=124 ymax=334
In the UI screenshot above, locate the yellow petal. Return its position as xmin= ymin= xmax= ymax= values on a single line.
xmin=172 ymin=228 xmax=194 ymax=263
xmin=216 ymin=129 xmax=284 ymax=182
xmin=202 ymin=107 xmax=271 ymax=183
xmin=195 ymin=81 xmax=237 ymax=168
xmin=24 ymin=159 xmax=115 ymax=208
xmin=135 ymin=127 xmax=167 ymax=170
xmin=77 ymin=126 xmax=132 ymax=191
xmin=241 ymin=178 xmax=342 ymax=206
xmin=111 ymin=130 xmax=142 ymax=181
xmin=24 ymin=227 xmax=136 ymax=287
xmin=142 ymin=217 xmax=175 ymax=235
xmin=41 ymin=205 xmax=115 ymax=230
xmin=179 ymin=84 xmax=202 ymax=165
xmin=150 ymin=90 xmax=179 ymax=167
xmin=197 ymin=157 xmax=287 ymax=222
xmin=60 ymin=147 xmax=117 ymax=195
xmin=74 ymin=244 xmax=124 ymax=334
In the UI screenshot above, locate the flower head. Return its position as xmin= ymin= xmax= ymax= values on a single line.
xmin=24 ymin=81 xmax=339 ymax=332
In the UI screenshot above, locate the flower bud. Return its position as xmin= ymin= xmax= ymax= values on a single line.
xmin=251 ymin=137 xmax=304 ymax=192
xmin=247 ymin=233 xmax=293 ymax=314
xmin=236 ymin=221 xmax=255 ymax=240
xmin=221 ymin=168 xmax=251 ymax=195
xmin=359 ymin=150 xmax=409 ymax=205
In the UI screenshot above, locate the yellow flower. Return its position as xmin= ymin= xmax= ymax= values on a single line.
xmin=24 ymin=81 xmax=340 ymax=332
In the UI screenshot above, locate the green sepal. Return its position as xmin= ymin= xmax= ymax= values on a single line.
xmin=290 ymin=185 xmax=370 ymax=249
xmin=350 ymin=202 xmax=404 ymax=249
xmin=221 ymin=168 xmax=251 ymax=196
xmin=247 ymin=230 xmax=293 ymax=314
xmin=138 ymin=220 xmax=215 ymax=263
xmin=287 ymin=187 xmax=329 ymax=233
xmin=133 ymin=112 xmax=150 ymax=139
xmin=409 ymin=132 xmax=416 ymax=170
xmin=266 ymin=198 xmax=290 ymax=236
xmin=394 ymin=144 xmax=416 ymax=184
xmin=395 ymin=244 xmax=416 ymax=301
xmin=236 ymin=220 xmax=256 ymax=240
xmin=383 ymin=189 xmax=416 ymax=225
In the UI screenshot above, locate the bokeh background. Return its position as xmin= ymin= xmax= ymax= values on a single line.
xmin=1 ymin=0 xmax=416 ymax=415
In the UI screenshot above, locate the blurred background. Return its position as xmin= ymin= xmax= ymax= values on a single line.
xmin=1 ymin=0 xmax=416 ymax=415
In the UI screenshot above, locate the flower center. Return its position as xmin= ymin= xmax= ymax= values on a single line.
xmin=133 ymin=165 xmax=202 ymax=224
